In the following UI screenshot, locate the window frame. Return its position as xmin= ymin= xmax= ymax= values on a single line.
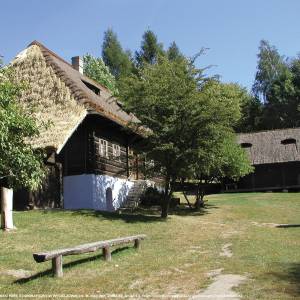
xmin=99 ymin=138 xmax=108 ymax=158
xmin=112 ymin=143 xmax=121 ymax=159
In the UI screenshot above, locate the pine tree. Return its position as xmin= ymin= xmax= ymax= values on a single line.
xmin=102 ymin=28 xmax=133 ymax=79
xmin=167 ymin=41 xmax=184 ymax=61
xmin=135 ymin=30 xmax=165 ymax=66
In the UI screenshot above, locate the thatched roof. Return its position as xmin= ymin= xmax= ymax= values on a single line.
xmin=238 ymin=128 xmax=300 ymax=165
xmin=11 ymin=41 xmax=144 ymax=154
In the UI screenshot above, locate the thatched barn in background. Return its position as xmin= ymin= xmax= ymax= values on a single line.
xmin=225 ymin=128 xmax=300 ymax=192
xmin=10 ymin=41 xmax=159 ymax=211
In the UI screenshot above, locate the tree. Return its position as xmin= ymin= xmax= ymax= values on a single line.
xmin=0 ymin=62 xmax=44 ymax=230
xmin=135 ymin=30 xmax=165 ymax=66
xmin=102 ymin=28 xmax=133 ymax=79
xmin=235 ymin=94 xmax=264 ymax=133
xmin=181 ymin=80 xmax=253 ymax=208
xmin=244 ymin=39 xmax=300 ymax=131
xmin=119 ymin=57 xmax=252 ymax=218
xmin=167 ymin=41 xmax=184 ymax=61
xmin=261 ymin=66 xmax=296 ymax=129
xmin=83 ymin=54 xmax=118 ymax=94
xmin=253 ymin=40 xmax=288 ymax=103
xmin=289 ymin=57 xmax=300 ymax=126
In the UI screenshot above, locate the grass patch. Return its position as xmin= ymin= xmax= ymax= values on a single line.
xmin=0 ymin=192 xmax=299 ymax=299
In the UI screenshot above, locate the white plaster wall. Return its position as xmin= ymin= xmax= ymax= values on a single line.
xmin=64 ymin=174 xmax=134 ymax=211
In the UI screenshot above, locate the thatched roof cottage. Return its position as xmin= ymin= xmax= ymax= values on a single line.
xmin=11 ymin=41 xmax=151 ymax=211
xmin=226 ymin=128 xmax=300 ymax=191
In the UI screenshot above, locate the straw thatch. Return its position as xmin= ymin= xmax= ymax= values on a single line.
xmin=11 ymin=41 xmax=144 ymax=154
xmin=12 ymin=44 xmax=86 ymax=153
xmin=238 ymin=128 xmax=300 ymax=165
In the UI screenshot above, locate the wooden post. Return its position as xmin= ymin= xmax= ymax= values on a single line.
xmin=103 ymin=246 xmax=111 ymax=261
xmin=52 ymin=256 xmax=63 ymax=277
xmin=1 ymin=187 xmax=14 ymax=231
xmin=134 ymin=239 xmax=141 ymax=250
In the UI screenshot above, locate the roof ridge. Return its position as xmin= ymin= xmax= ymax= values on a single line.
xmin=29 ymin=40 xmax=75 ymax=69
xmin=29 ymin=40 xmax=112 ymax=94
xmin=238 ymin=127 xmax=300 ymax=135
xmin=26 ymin=40 xmax=146 ymax=136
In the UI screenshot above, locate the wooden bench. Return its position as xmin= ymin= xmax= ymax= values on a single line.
xmin=33 ymin=234 xmax=146 ymax=277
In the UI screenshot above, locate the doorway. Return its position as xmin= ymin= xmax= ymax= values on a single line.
xmin=106 ymin=187 xmax=113 ymax=211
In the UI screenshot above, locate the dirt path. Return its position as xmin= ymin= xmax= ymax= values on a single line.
xmin=190 ymin=274 xmax=247 ymax=300
xmin=220 ymin=243 xmax=233 ymax=257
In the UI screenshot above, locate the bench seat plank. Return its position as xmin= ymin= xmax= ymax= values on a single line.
xmin=33 ymin=234 xmax=146 ymax=263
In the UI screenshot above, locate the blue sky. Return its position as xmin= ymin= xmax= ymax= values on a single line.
xmin=1 ymin=0 xmax=300 ymax=90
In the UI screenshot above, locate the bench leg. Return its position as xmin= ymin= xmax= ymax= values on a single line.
xmin=52 ymin=255 xmax=63 ymax=277
xmin=103 ymin=246 xmax=111 ymax=261
xmin=134 ymin=239 xmax=141 ymax=250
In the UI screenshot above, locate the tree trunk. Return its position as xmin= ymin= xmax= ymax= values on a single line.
xmin=161 ymin=176 xmax=171 ymax=219
xmin=161 ymin=198 xmax=170 ymax=218
xmin=182 ymin=191 xmax=193 ymax=210
xmin=181 ymin=179 xmax=193 ymax=210
xmin=195 ymin=194 xmax=204 ymax=210
xmin=1 ymin=187 xmax=14 ymax=231
xmin=194 ymin=182 xmax=205 ymax=210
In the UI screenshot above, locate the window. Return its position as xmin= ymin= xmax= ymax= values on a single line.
xmin=112 ymin=144 xmax=121 ymax=158
xmin=99 ymin=139 xmax=108 ymax=157
xmin=240 ymin=142 xmax=252 ymax=148
xmin=281 ymin=138 xmax=296 ymax=145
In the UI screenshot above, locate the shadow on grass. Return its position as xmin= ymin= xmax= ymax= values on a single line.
xmin=41 ymin=203 xmax=219 ymax=222
xmin=69 ymin=203 xmax=219 ymax=221
xmin=14 ymin=246 xmax=131 ymax=284
xmin=276 ymin=224 xmax=300 ymax=228
xmin=69 ymin=210 xmax=164 ymax=223
xmin=266 ymin=263 xmax=300 ymax=297
xmin=169 ymin=203 xmax=219 ymax=216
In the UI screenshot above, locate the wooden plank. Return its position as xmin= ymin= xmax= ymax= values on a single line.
xmin=33 ymin=235 xmax=146 ymax=262
xmin=94 ymin=157 xmax=127 ymax=168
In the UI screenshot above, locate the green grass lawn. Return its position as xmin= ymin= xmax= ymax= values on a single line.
xmin=0 ymin=192 xmax=300 ymax=299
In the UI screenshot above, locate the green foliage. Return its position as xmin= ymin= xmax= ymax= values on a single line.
xmin=135 ymin=30 xmax=165 ymax=66
xmin=83 ymin=54 xmax=118 ymax=94
xmin=167 ymin=41 xmax=184 ymax=61
xmin=102 ymin=29 xmax=133 ymax=79
xmin=188 ymin=80 xmax=253 ymax=182
xmin=235 ymin=94 xmax=264 ymax=133
xmin=119 ymin=56 xmax=252 ymax=215
xmin=261 ymin=66 xmax=298 ymax=128
xmin=0 ymin=65 xmax=44 ymax=189
xmin=253 ymin=40 xmax=288 ymax=102
xmin=119 ymin=56 xmax=200 ymax=180
xmin=239 ymin=39 xmax=300 ymax=131
xmin=193 ymin=131 xmax=253 ymax=182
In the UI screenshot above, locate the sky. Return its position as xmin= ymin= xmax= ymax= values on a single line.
xmin=1 ymin=0 xmax=300 ymax=91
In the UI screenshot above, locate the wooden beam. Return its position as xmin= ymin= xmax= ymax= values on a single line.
xmin=33 ymin=235 xmax=146 ymax=263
